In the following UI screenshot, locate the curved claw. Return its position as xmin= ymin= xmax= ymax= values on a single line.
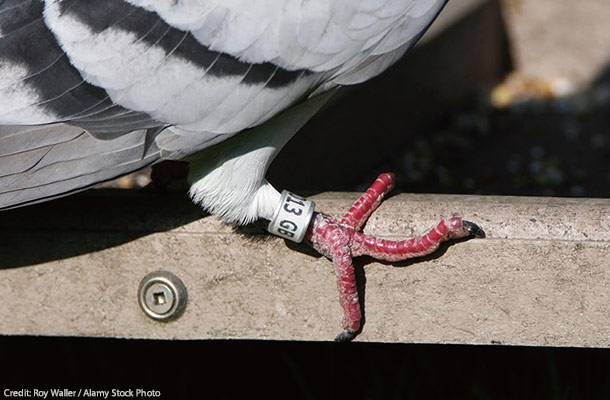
xmin=463 ymin=220 xmax=486 ymax=238
xmin=335 ymin=329 xmax=359 ymax=342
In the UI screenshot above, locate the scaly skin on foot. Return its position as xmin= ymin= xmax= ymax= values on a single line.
xmin=305 ymin=173 xmax=484 ymax=341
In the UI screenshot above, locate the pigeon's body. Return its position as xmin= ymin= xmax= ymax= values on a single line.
xmin=1 ymin=0 xmax=482 ymax=340
xmin=0 ymin=0 xmax=446 ymax=215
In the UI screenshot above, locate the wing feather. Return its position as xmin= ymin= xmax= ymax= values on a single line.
xmin=123 ymin=0 xmax=447 ymax=73
xmin=0 ymin=124 xmax=161 ymax=209
xmin=0 ymin=0 xmax=448 ymax=210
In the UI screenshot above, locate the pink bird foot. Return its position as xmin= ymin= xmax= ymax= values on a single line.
xmin=305 ymin=173 xmax=484 ymax=342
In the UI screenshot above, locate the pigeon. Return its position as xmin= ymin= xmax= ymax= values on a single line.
xmin=0 ymin=0 xmax=483 ymax=341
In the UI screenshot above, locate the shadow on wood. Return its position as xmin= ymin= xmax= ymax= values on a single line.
xmin=0 ymin=189 xmax=205 ymax=269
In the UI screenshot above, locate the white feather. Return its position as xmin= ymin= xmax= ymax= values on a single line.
xmin=43 ymin=2 xmax=326 ymax=135
xmin=0 ymin=61 xmax=59 ymax=124
xmin=122 ymin=0 xmax=445 ymax=73
xmin=187 ymin=90 xmax=335 ymax=224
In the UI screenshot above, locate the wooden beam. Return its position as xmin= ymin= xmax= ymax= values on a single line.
xmin=1 ymin=191 xmax=608 ymax=346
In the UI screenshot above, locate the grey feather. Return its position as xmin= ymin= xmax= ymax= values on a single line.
xmin=155 ymin=128 xmax=237 ymax=160
xmin=0 ymin=124 xmax=161 ymax=209
xmin=0 ymin=1 xmax=160 ymax=135
xmin=0 ymin=0 xmax=448 ymax=211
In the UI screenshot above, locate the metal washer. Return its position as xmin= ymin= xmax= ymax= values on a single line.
xmin=138 ymin=271 xmax=187 ymax=321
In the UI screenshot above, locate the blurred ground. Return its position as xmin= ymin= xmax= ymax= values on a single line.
xmin=385 ymin=0 xmax=610 ymax=198
xmin=500 ymin=0 xmax=610 ymax=87
xmin=382 ymin=71 xmax=610 ymax=198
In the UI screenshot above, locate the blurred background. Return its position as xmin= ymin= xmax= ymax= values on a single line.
xmin=7 ymin=1 xmax=610 ymax=397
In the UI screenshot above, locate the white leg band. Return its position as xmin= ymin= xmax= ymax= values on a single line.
xmin=267 ymin=190 xmax=315 ymax=243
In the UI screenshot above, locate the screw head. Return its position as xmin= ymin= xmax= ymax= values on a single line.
xmin=138 ymin=271 xmax=187 ymax=321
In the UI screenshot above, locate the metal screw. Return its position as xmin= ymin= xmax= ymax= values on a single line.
xmin=138 ymin=271 xmax=187 ymax=321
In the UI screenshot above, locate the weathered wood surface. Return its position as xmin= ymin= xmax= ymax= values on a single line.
xmin=1 ymin=191 xmax=608 ymax=346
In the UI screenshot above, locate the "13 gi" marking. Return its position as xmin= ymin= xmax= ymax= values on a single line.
xmin=277 ymin=195 xmax=308 ymax=237
xmin=282 ymin=195 xmax=305 ymax=216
